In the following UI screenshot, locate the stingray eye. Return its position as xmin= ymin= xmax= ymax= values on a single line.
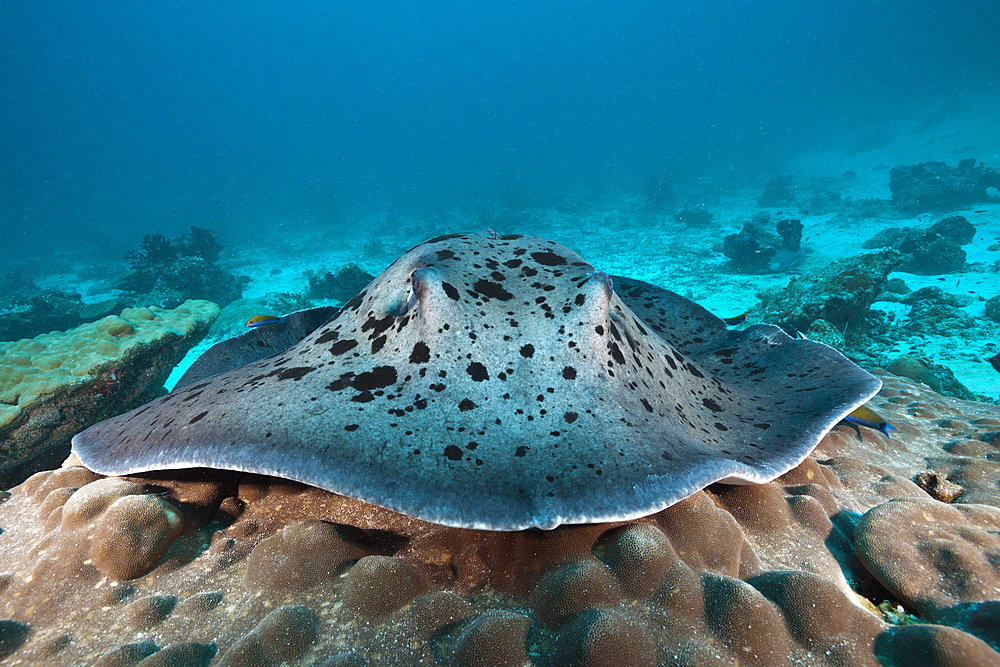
xmin=396 ymin=281 xmax=418 ymax=317
xmin=396 ymin=271 xmax=420 ymax=317
xmin=399 ymin=276 xmax=420 ymax=316
xmin=398 ymin=266 xmax=437 ymax=316
xmin=588 ymin=271 xmax=613 ymax=295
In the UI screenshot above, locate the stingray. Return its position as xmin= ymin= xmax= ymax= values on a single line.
xmin=72 ymin=233 xmax=880 ymax=530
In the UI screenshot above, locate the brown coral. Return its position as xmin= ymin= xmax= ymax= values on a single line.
xmin=0 ymin=373 xmax=999 ymax=665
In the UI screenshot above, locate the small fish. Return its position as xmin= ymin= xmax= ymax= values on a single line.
xmin=245 ymin=314 xmax=285 ymax=328
xmin=722 ymin=312 xmax=749 ymax=326
xmin=989 ymin=352 xmax=1000 ymax=374
xmin=842 ymin=405 xmax=896 ymax=436
xmin=767 ymin=249 xmax=806 ymax=272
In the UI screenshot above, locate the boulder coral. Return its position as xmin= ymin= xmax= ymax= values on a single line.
xmin=0 ymin=373 xmax=998 ymax=666
xmin=0 ymin=301 xmax=219 ymax=487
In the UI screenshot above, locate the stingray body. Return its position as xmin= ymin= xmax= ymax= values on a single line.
xmin=72 ymin=233 xmax=880 ymax=530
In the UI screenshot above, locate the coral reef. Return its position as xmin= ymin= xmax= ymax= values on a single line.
xmin=307 ymin=264 xmax=375 ymax=303
xmin=0 ymin=289 xmax=89 ymax=342
xmin=756 ymin=175 xmax=796 ymax=207
xmin=0 ymin=301 xmax=219 ymax=487
xmin=863 ymin=215 xmax=975 ymax=275
xmin=0 ymin=272 xmax=127 ymax=342
xmin=889 ymin=159 xmax=1000 ymax=212
xmin=987 ymin=295 xmax=1000 ymax=323
xmin=755 ymin=249 xmax=903 ymax=333
xmin=885 ymin=355 xmax=978 ymax=402
xmin=672 ymin=206 xmax=713 ymax=227
xmin=0 ymin=373 xmax=998 ymax=665
xmin=119 ymin=227 xmax=242 ymax=308
xmin=722 ymin=214 xmax=805 ymax=273
xmin=903 ymin=302 xmax=976 ymax=335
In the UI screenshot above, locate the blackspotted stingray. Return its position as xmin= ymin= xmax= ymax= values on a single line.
xmin=72 ymin=233 xmax=881 ymax=530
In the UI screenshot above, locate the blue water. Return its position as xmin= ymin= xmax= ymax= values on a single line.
xmin=1 ymin=0 xmax=996 ymax=259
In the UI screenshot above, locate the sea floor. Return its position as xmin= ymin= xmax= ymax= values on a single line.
xmin=25 ymin=93 xmax=1000 ymax=400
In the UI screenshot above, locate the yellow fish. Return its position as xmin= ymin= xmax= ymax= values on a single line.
xmin=842 ymin=405 xmax=896 ymax=436
xmin=245 ymin=314 xmax=285 ymax=328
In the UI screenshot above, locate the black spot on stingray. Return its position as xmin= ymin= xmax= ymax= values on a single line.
xmin=574 ymin=293 xmax=586 ymax=306
xmin=413 ymin=397 xmax=429 ymax=410
xmin=503 ymin=258 xmax=522 ymax=268
xmin=466 ymin=362 xmax=489 ymax=381
xmin=515 ymin=445 xmax=529 ymax=457
xmin=345 ymin=424 xmax=360 ymax=432
xmin=562 ymin=366 xmax=577 ymax=380
xmin=361 ymin=313 xmax=394 ymax=338
xmin=458 ymin=398 xmax=477 ymax=411
xmin=520 ymin=344 xmax=535 ymax=358
xmin=276 ymin=366 xmax=315 ymax=381
xmin=473 ymin=279 xmax=514 ymax=301
xmin=490 ymin=270 xmax=505 ymax=282
xmin=189 ymin=411 xmax=209 ymax=424
xmin=316 ymin=329 xmax=339 ymax=344
xmin=702 ymin=398 xmax=724 ymax=413
xmin=410 ymin=341 xmax=431 ymax=364
xmin=444 ymin=445 xmax=463 ymax=461
xmin=436 ymin=249 xmax=456 ymax=260
xmin=328 ymin=339 xmax=358 ymax=356
xmin=641 ymin=398 xmax=654 ymax=413
xmin=338 ymin=290 xmax=368 ymax=315
xmin=467 ymin=441 xmax=478 ymax=450
xmin=564 ymin=411 xmax=578 ymax=423
xmin=351 ymin=391 xmax=375 ymax=403
xmin=608 ymin=341 xmax=625 ymax=365
xmin=371 ymin=335 xmax=387 ymax=353
xmin=530 ymin=251 xmax=568 ymax=266
xmin=754 ymin=423 xmax=772 ymax=430
xmin=351 ymin=365 xmax=398 ymax=391
xmin=522 ymin=266 xmax=538 ymax=277
xmin=595 ymin=324 xmax=604 ymax=336
xmin=326 ymin=372 xmax=354 ymax=392
xmin=714 ymin=422 xmax=729 ymax=431
xmin=441 ymin=281 xmax=460 ymax=300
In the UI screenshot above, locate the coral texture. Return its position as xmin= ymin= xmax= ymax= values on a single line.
xmin=889 ymin=159 xmax=1000 ymax=212
xmin=0 ymin=301 xmax=219 ymax=487
xmin=0 ymin=373 xmax=998 ymax=665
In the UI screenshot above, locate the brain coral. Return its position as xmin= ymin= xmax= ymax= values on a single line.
xmin=0 ymin=373 xmax=999 ymax=666
xmin=0 ymin=300 xmax=219 ymax=487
